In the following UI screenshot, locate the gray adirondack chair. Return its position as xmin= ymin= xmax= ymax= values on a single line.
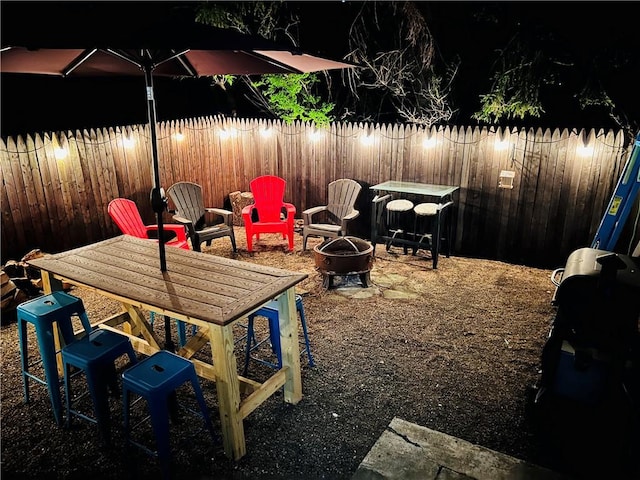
xmin=302 ymin=178 xmax=362 ymax=250
xmin=167 ymin=181 xmax=237 ymax=253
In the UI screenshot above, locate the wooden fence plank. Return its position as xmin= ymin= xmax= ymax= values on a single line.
xmin=1 ymin=137 xmax=25 ymax=250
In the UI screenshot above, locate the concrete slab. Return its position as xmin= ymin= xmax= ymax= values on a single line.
xmin=352 ymin=417 xmax=570 ymax=480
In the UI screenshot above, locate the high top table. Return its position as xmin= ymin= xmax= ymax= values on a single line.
xmin=370 ymin=181 xmax=460 ymax=268
xmin=28 ymin=235 xmax=308 ymax=460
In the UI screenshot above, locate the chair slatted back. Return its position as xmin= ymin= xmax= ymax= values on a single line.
xmin=107 ymin=198 xmax=148 ymax=238
xmin=168 ymin=182 xmax=206 ymax=225
xmin=326 ymin=179 xmax=361 ymax=224
xmin=250 ymin=175 xmax=287 ymax=222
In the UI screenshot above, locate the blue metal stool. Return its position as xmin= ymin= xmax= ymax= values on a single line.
xmin=149 ymin=312 xmax=194 ymax=348
xmin=122 ymin=350 xmax=217 ymax=480
xmin=62 ymin=329 xmax=137 ymax=443
xmin=244 ymin=294 xmax=315 ymax=375
xmin=17 ymin=292 xmax=93 ymax=426
xmin=149 ymin=313 xmax=248 ymax=349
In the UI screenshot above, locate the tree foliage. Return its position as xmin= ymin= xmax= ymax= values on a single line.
xmin=252 ymin=73 xmax=335 ymax=125
xmin=473 ymin=42 xmax=547 ymax=123
xmin=195 ymin=2 xmax=335 ymax=126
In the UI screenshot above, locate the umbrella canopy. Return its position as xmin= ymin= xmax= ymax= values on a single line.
xmin=1 ymin=12 xmax=355 ymax=271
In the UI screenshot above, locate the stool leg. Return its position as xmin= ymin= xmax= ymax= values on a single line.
xmin=297 ymin=301 xmax=315 ymax=367
xmin=267 ymin=312 xmax=282 ymax=368
xmin=77 ymin=311 xmax=93 ymax=335
xmin=35 ymin=323 xmax=64 ymax=426
xmin=189 ymin=377 xmax=217 ymax=442
xmin=243 ymin=316 xmax=255 ymax=376
xmin=122 ymin=386 xmax=132 ymax=442
xmin=18 ymin=318 xmax=30 ymax=405
xmin=86 ymin=364 xmax=113 ymax=444
xmin=147 ymin=397 xmax=172 ymax=480
xmin=63 ymin=360 xmax=73 ymax=429
xmin=176 ymin=320 xmax=187 ymax=348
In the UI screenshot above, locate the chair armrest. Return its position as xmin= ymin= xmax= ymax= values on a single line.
xmin=242 ymin=204 xmax=256 ymax=225
xmin=205 ymin=207 xmax=233 ymax=227
xmin=171 ymin=215 xmax=196 ymax=237
xmin=302 ymin=205 xmax=327 ymax=224
xmin=340 ymin=209 xmax=360 ymax=231
xmin=241 ymin=204 xmax=255 ymax=216
xmin=283 ymin=202 xmax=296 ymax=218
xmin=171 ymin=215 xmax=192 ymax=226
xmin=343 ymin=209 xmax=359 ymax=221
xmin=145 ymin=223 xmax=188 ymax=242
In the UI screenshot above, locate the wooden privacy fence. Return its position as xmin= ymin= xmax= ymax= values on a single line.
xmin=1 ymin=116 xmax=635 ymax=268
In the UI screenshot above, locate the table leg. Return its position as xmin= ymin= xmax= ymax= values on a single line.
xmin=277 ymin=288 xmax=302 ymax=404
xmin=40 ymin=271 xmax=66 ymax=376
xmin=433 ymin=210 xmax=442 ymax=269
xmin=209 ymin=323 xmax=245 ymax=460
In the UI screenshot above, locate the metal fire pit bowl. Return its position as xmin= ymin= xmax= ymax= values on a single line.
xmin=313 ymin=236 xmax=374 ymax=289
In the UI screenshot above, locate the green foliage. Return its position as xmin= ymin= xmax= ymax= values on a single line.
xmin=252 ymin=73 xmax=335 ymax=126
xmin=473 ymin=76 xmax=545 ymax=123
xmin=471 ymin=34 xmax=561 ymax=125
xmin=473 ymin=48 xmax=546 ymax=124
xmin=195 ymin=2 xmax=334 ymax=126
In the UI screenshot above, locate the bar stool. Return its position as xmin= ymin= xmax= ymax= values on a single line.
xmin=385 ymin=198 xmax=414 ymax=253
xmin=149 ymin=312 xmax=194 ymax=348
xmin=122 ymin=350 xmax=217 ymax=480
xmin=243 ymin=294 xmax=314 ymax=376
xmin=412 ymin=202 xmax=439 ymax=253
xmin=17 ymin=292 xmax=93 ymax=426
xmin=62 ymin=329 xmax=137 ymax=444
xmin=150 ymin=313 xmax=249 ymax=349
xmin=412 ymin=201 xmax=454 ymax=268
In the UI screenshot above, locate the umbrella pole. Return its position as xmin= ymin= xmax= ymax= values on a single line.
xmin=144 ymin=66 xmax=167 ymax=273
xmin=144 ymin=66 xmax=175 ymax=352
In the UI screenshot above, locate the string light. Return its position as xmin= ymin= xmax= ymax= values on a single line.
xmin=0 ymin=117 xmax=626 ymax=156
xmin=360 ymin=126 xmax=375 ymax=146
xmin=494 ymin=139 xmax=510 ymax=151
xmin=122 ymin=136 xmax=135 ymax=149
xmin=172 ymin=131 xmax=185 ymax=142
xmin=309 ymin=127 xmax=323 ymax=142
xmin=259 ymin=126 xmax=272 ymax=138
xmin=422 ymin=136 xmax=436 ymax=148
xmin=577 ymin=131 xmax=594 ymax=156
xmin=52 ymin=136 xmax=68 ymax=160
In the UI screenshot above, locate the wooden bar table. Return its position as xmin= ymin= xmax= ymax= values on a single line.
xmin=27 ymin=235 xmax=308 ymax=460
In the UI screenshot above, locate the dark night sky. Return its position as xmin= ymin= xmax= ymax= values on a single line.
xmin=1 ymin=1 xmax=638 ymax=137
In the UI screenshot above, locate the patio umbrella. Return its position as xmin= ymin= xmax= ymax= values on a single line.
xmin=1 ymin=8 xmax=355 ymax=352
xmin=0 ymin=11 xmax=355 ymax=272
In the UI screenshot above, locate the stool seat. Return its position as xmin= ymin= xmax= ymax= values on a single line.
xmin=62 ymin=329 xmax=137 ymax=443
xmin=244 ymin=294 xmax=314 ymax=375
xmin=386 ymin=199 xmax=414 ymax=212
xmin=17 ymin=292 xmax=92 ymax=426
xmin=414 ymin=202 xmax=439 ymax=216
xmin=122 ymin=350 xmax=216 ymax=480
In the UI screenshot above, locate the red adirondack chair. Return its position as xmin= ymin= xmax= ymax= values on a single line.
xmin=242 ymin=175 xmax=296 ymax=252
xmin=107 ymin=198 xmax=190 ymax=249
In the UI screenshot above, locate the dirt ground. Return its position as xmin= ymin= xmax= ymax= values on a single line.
xmin=1 ymin=228 xmax=638 ymax=479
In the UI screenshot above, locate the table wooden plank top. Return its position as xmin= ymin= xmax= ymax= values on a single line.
xmin=28 ymin=235 xmax=308 ymax=326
